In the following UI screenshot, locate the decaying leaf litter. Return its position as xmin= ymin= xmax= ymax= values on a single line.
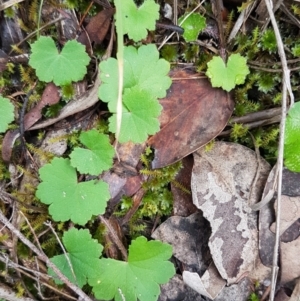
xmin=0 ymin=0 xmax=299 ymax=300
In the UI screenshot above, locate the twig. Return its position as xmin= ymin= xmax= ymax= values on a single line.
xmin=0 ymin=254 xmax=76 ymax=300
xmin=264 ymin=0 xmax=294 ymax=105
xmin=0 ymin=210 xmax=93 ymax=301
xmin=158 ymin=1 xmax=205 ymax=50
xmin=0 ymin=0 xmax=24 ymax=11
xmin=99 ymin=215 xmax=128 ymax=261
xmin=248 ymin=64 xmax=300 ymax=73
xmin=227 ymin=0 xmax=258 ymax=44
xmin=44 ymin=221 xmax=78 ymax=286
xmin=9 ymin=16 xmax=66 ymax=55
xmin=247 ymin=132 xmax=262 ymax=207
xmin=268 ymin=81 xmax=287 ymax=301
xmin=264 ymin=0 xmax=293 ymax=300
xmin=19 ymin=87 xmax=35 ymax=157
xmin=19 ymin=211 xmax=43 ymax=253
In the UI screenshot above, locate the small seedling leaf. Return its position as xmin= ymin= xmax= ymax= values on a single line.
xmin=48 ymin=228 xmax=103 ymax=287
xmin=99 ymin=44 xmax=171 ymax=112
xmin=206 ymin=54 xmax=250 ymax=92
xmin=284 ymin=102 xmax=300 ymax=172
xmin=70 ymin=130 xmax=114 ymax=175
xmin=108 ymin=86 xmax=162 ymax=143
xmin=0 ymin=96 xmax=14 ymax=133
xmin=29 ymin=36 xmax=90 ymax=86
xmin=119 ymin=0 xmax=159 ymax=42
xmin=178 ymin=13 xmax=206 ymax=42
xmin=36 ymin=158 xmax=110 ymax=225
xmin=89 ymin=236 xmax=175 ymax=301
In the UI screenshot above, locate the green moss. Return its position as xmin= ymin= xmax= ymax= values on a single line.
xmin=161 ymin=44 xmax=178 ymax=62
xmin=261 ymin=29 xmax=277 ymax=54
xmin=62 ymin=83 xmax=75 ymax=100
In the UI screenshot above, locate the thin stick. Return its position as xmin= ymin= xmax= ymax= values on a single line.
xmin=269 ymin=81 xmax=287 ymax=301
xmin=19 ymin=211 xmax=43 ymax=253
xmin=263 ymin=0 xmax=292 ymax=300
xmin=0 ymin=210 xmax=93 ymax=301
xmin=158 ymin=1 xmax=205 ymax=50
xmin=99 ymin=215 xmax=128 ymax=261
xmin=264 ymin=0 xmax=294 ymax=106
xmin=0 ymin=254 xmax=76 ymax=300
xmin=45 ymin=221 xmax=78 ymax=286
xmin=0 ymin=0 xmax=24 ymax=11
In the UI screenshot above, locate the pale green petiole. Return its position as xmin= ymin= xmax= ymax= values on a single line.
xmin=114 ymin=0 xmax=124 ymax=152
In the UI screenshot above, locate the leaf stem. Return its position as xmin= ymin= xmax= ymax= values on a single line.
xmin=114 ymin=0 xmax=124 ymax=154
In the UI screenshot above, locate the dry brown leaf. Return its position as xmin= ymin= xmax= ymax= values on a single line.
xmin=148 ymin=69 xmax=234 ymax=168
xmin=258 ymin=165 xmax=277 ymax=267
xmin=1 ymin=83 xmax=60 ymax=162
xmin=270 ymin=195 xmax=300 ymax=235
xmin=191 ymin=141 xmax=270 ymax=284
xmin=158 ymin=274 xmax=207 ymax=301
xmin=183 ymin=264 xmax=226 ymax=300
xmin=152 ymin=212 xmax=211 ymax=275
xmin=171 ymin=155 xmax=197 ymax=217
xmin=281 ymin=237 xmax=300 ymax=284
xmin=259 ymin=167 xmax=300 ymax=269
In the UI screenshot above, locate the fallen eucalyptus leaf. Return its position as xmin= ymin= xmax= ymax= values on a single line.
xmin=191 ymin=142 xmax=270 ymax=284
xmin=149 ymin=69 xmax=234 ymax=168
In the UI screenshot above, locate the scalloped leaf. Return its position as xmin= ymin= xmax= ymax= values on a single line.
xmin=36 ymin=158 xmax=110 ymax=225
xmin=98 ymin=44 xmax=171 ymax=112
xmin=70 ymin=130 xmax=114 ymax=175
xmin=206 ymin=54 xmax=250 ymax=92
xmin=119 ymin=0 xmax=159 ymax=42
xmin=178 ymin=13 xmax=206 ymax=42
xmin=29 ymin=36 xmax=90 ymax=86
xmin=89 ymin=236 xmax=175 ymax=301
xmin=49 ymin=228 xmax=103 ymax=287
xmin=108 ymin=86 xmax=162 ymax=143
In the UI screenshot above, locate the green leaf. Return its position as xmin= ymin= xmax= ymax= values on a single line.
xmin=108 ymin=86 xmax=162 ymax=143
xmin=49 ymin=228 xmax=103 ymax=287
xmin=99 ymin=44 xmax=171 ymax=112
xmin=284 ymin=102 xmax=300 ymax=172
xmin=36 ymin=158 xmax=110 ymax=225
xmin=70 ymin=130 xmax=114 ymax=175
xmin=0 ymin=96 xmax=14 ymax=133
xmin=178 ymin=13 xmax=206 ymax=42
xmin=206 ymin=54 xmax=250 ymax=92
xmin=29 ymin=36 xmax=90 ymax=86
xmin=89 ymin=236 xmax=175 ymax=301
xmin=119 ymin=0 xmax=159 ymax=42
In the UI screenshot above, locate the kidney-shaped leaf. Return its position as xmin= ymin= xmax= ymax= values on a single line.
xmin=70 ymin=130 xmax=114 ymax=175
xmin=89 ymin=236 xmax=175 ymax=301
xmin=206 ymin=54 xmax=250 ymax=92
xmin=29 ymin=36 xmax=90 ymax=86
xmin=36 ymin=158 xmax=110 ymax=225
xmin=148 ymin=69 xmax=234 ymax=168
xmin=120 ymin=0 xmax=159 ymax=42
